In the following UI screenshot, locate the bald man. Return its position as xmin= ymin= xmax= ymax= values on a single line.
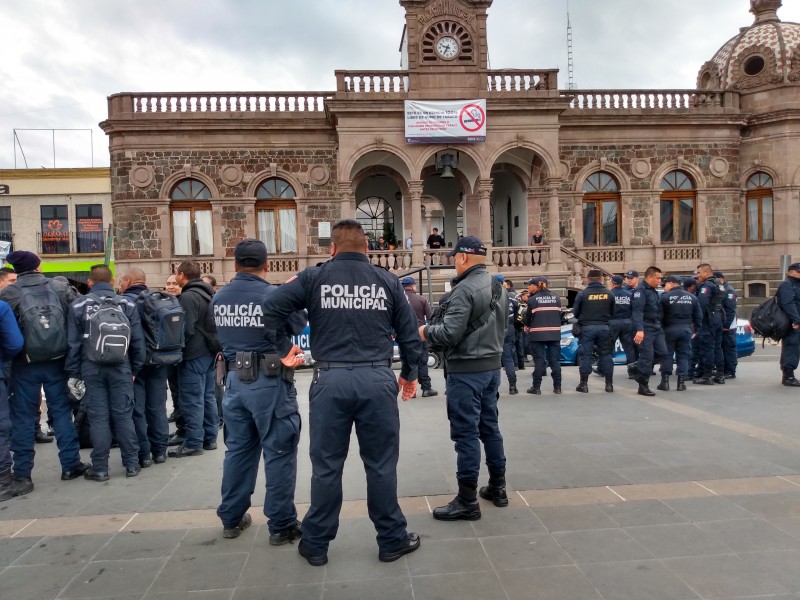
xmin=119 ymin=268 xmax=170 ymax=466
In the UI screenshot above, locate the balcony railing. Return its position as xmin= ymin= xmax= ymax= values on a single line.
xmin=565 ymin=90 xmax=736 ymax=111
xmin=486 ymin=69 xmax=558 ymax=92
xmin=37 ymin=231 xmax=105 ymax=256
xmin=336 ymin=71 xmax=409 ymax=94
xmin=108 ymin=92 xmax=332 ymax=116
xmin=491 ymin=246 xmax=549 ymax=269
xmin=367 ymin=249 xmax=412 ymax=272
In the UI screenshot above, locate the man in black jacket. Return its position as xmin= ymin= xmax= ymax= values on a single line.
xmin=421 ymin=236 xmax=508 ymax=521
xmin=573 ymin=269 xmax=615 ymax=393
xmin=777 ymin=263 xmax=800 ymax=386
xmin=170 ymin=261 xmax=221 ymax=458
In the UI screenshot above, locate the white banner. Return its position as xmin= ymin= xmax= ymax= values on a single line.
xmin=0 ymin=241 xmax=10 ymax=261
xmin=404 ymin=99 xmax=486 ymax=144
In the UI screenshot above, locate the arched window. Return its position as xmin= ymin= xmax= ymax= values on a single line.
xmin=256 ymin=178 xmax=298 ymax=254
xmin=746 ymin=172 xmax=773 ymax=242
xmin=660 ymin=170 xmax=696 ymax=244
xmin=582 ymin=172 xmax=620 ymax=246
xmin=357 ymin=196 xmax=394 ymax=242
xmin=170 ymin=178 xmax=213 ymax=256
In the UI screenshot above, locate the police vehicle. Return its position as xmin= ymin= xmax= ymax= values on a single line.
xmin=559 ymin=317 xmax=755 ymax=366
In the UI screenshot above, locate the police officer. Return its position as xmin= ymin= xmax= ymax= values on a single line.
xmin=421 ymin=236 xmax=508 ymax=521
xmin=777 ymin=263 xmax=800 ymax=386
xmin=632 ymin=266 xmax=667 ymax=396
xmin=0 ymin=298 xmax=23 ymax=501
xmin=262 ymin=219 xmax=421 ymax=566
xmin=66 ymin=264 xmax=146 ymax=481
xmin=609 ymin=274 xmax=636 ymax=379
xmin=524 ymin=277 xmax=562 ymax=395
xmin=573 ymin=269 xmax=614 ymax=393
xmin=212 ymin=239 xmax=307 ymax=542
xmin=694 ymin=263 xmax=725 ymax=385
xmin=0 ymin=250 xmax=87 ymax=495
xmin=496 ymin=274 xmax=518 ymax=394
xmin=401 ymin=276 xmax=438 ymax=397
xmin=659 ymin=275 xmax=702 ymax=392
xmin=715 ymin=272 xmax=738 ymax=379
xmin=623 ymin=269 xmax=639 ymax=292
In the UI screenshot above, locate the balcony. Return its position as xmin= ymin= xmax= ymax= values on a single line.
xmin=107 ymin=92 xmax=333 ymax=117
xmin=37 ymin=231 xmax=105 ymax=256
xmin=564 ymin=90 xmax=739 ymax=113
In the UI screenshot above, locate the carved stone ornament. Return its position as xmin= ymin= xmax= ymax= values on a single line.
xmin=696 ymin=61 xmax=722 ymax=89
xmin=558 ymin=161 xmax=570 ymax=179
xmin=631 ymin=159 xmax=651 ymax=179
xmin=219 ymin=165 xmax=243 ymax=186
xmin=129 ymin=165 xmax=154 ymax=188
xmin=789 ymin=46 xmax=800 ymax=82
xmin=733 ymin=45 xmax=782 ymax=90
xmin=308 ymin=164 xmax=331 ymax=186
xmin=709 ymin=157 xmax=730 ymax=178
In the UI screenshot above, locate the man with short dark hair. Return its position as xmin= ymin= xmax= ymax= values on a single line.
xmin=623 ymin=270 xmax=639 ymax=292
xmin=170 ymin=261 xmax=220 ymax=458
xmin=659 ymin=274 xmax=702 ymax=392
xmin=214 ymin=239 xmax=307 ymax=543
xmin=609 ymin=274 xmax=636 ymax=379
xmin=632 ymin=266 xmax=667 ymax=396
xmin=263 ymin=219 xmax=421 ymax=565
xmin=426 ymin=227 xmax=444 ymax=250
xmin=573 ymin=269 xmax=614 ymax=393
xmin=422 ymin=236 xmax=509 ymax=521
xmin=0 ymin=267 xmax=16 ymax=289
xmin=1 ymin=250 xmax=86 ymax=495
xmin=525 ymin=277 xmax=562 ymax=395
xmin=715 ymin=272 xmax=738 ymax=379
xmin=67 ymin=264 xmax=146 ymax=481
xmin=694 ymin=263 xmax=725 ymax=385
xmin=777 ymin=263 xmax=800 ymax=386
xmin=401 ymin=276 xmax=437 ymax=397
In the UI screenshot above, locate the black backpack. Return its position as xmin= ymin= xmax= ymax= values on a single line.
xmin=84 ymin=295 xmax=132 ymax=365
xmin=750 ymin=293 xmax=791 ymax=343
xmin=138 ymin=291 xmax=185 ymax=365
xmin=16 ymin=280 xmax=68 ymax=363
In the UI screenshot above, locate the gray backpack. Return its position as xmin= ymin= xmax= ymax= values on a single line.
xmin=85 ymin=295 xmax=132 ymax=364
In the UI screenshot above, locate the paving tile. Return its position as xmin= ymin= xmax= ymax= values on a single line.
xmin=0 ymin=563 xmax=80 ymax=600
xmin=0 ymin=536 xmax=41 ymax=566
xmin=580 ymin=559 xmax=701 ymax=600
xmin=0 ymin=518 xmax=35 ymax=537
xmin=726 ymin=492 xmax=800 ymax=519
xmin=22 ymin=514 xmax=133 ymax=537
xmin=95 ymin=530 xmax=187 ymax=560
xmin=174 ymin=527 xmax=253 ymax=555
xmin=519 ymin=486 xmax=619 ymax=507
xmin=552 ymin=528 xmax=653 ymax=564
xmin=599 ymin=500 xmax=687 ymax=527
xmin=625 ymin=523 xmax=735 ymax=558
xmin=697 ymin=476 xmax=799 ymax=495
xmin=469 ymin=506 xmax=546 ymax=537
xmin=737 ymin=550 xmax=800 ymax=593
xmin=412 ymin=571 xmax=505 ymax=600
xmin=237 ymin=543 xmax=324 ymax=588
xmin=405 ymin=512 xmax=477 ymax=541
xmin=480 ymin=533 xmax=573 ymax=570
xmin=322 ymin=577 xmax=414 ymax=600
xmin=14 ymin=533 xmax=113 ymax=565
xmin=697 ymin=518 xmax=800 ymax=552
xmin=148 ymin=592 xmax=234 ymax=600
xmin=662 ymin=496 xmax=753 ymax=522
xmin=664 ymin=554 xmax=789 ymax=599
xmin=531 ymin=504 xmax=620 ymax=532
xmin=150 ymin=553 xmax=249 ymax=593
xmin=406 ymin=538 xmax=491 ymax=576
xmin=127 ymin=510 xmax=220 ymax=531
xmin=496 ymin=565 xmax=603 ymax=600
xmin=609 ymin=481 xmax=714 ymax=501
xmin=62 ymin=557 xmax=166 ymax=598
xmin=233 ymin=585 xmax=319 ymax=600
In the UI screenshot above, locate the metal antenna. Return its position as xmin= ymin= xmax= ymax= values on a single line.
xmin=567 ymin=0 xmax=575 ymax=89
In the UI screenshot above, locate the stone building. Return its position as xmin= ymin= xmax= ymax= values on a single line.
xmin=101 ymin=0 xmax=800 ymax=310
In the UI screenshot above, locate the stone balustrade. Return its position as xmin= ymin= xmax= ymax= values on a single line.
xmin=109 ymin=93 xmax=331 ymax=115
xmin=661 ymin=245 xmax=702 ymax=262
xmin=565 ymin=90 xmax=736 ymax=111
xmin=367 ymin=249 xmax=412 ymax=272
xmin=486 ymin=69 xmax=558 ymax=92
xmin=336 ymin=71 xmax=410 ymax=94
xmin=423 ymin=249 xmax=454 ymax=267
xmin=491 ymin=246 xmax=549 ymax=269
xmin=582 ymin=248 xmax=626 ymax=264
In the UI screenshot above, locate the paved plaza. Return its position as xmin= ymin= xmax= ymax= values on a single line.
xmin=4 ymin=346 xmax=800 ymax=599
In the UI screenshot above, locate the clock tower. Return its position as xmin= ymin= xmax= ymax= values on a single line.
xmin=400 ymin=0 xmax=492 ymax=97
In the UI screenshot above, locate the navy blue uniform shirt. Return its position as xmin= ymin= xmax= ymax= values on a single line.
xmin=722 ymin=282 xmax=737 ymax=329
xmin=0 ymin=300 xmax=23 ymax=377
xmin=212 ymin=272 xmax=307 ymax=362
xmin=610 ymin=287 xmax=633 ymax=319
xmin=261 ymin=253 xmax=421 ymax=381
xmin=778 ymin=276 xmax=800 ymax=325
xmin=632 ymin=280 xmax=663 ymax=331
xmin=697 ymin=277 xmax=725 ymax=325
xmin=660 ymin=288 xmax=702 ymax=330
xmin=573 ymin=281 xmax=614 ymax=326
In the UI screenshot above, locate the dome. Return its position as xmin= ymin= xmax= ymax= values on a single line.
xmin=698 ymin=0 xmax=800 ymax=90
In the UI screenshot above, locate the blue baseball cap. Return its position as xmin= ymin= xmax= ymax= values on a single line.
xmin=400 ymin=277 xmax=415 ymax=286
xmin=493 ymin=274 xmax=505 ymax=282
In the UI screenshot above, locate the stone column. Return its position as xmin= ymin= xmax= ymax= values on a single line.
xmin=409 ymin=180 xmax=424 ymax=266
xmin=477 ymin=179 xmax=493 ymax=264
xmin=338 ymin=181 xmax=355 ymax=220
xmin=546 ymin=179 xmax=564 ymax=270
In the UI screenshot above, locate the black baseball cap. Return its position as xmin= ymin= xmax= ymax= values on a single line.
xmin=713 ymin=271 xmax=725 ymax=279
xmin=611 ymin=275 xmax=624 ymax=285
xmin=446 ymin=236 xmax=487 ymax=257
xmin=664 ymin=275 xmax=682 ymax=284
xmin=683 ymin=277 xmax=697 ymax=289
xmin=789 ymin=263 xmax=800 ymax=272
xmin=234 ymin=238 xmax=268 ymax=267
xmin=625 ymin=270 xmax=639 ymax=278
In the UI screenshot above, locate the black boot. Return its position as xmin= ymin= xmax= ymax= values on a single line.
xmin=656 ymin=373 xmax=670 ymax=391
xmin=712 ymin=370 xmax=726 ymax=385
xmin=627 ymin=364 xmax=637 ymax=380
xmin=0 ymin=467 xmax=11 ymax=502
xmin=10 ymin=475 xmax=33 ymax=497
xmin=676 ymin=376 xmax=687 ymax=392
xmin=605 ymin=376 xmax=613 ymax=393
xmin=576 ymin=374 xmax=589 ymax=393
xmin=509 ymin=382 xmax=518 ymax=395
xmin=478 ymin=470 xmax=509 ymax=507
xmin=637 ymin=374 xmax=655 ymax=397
xmin=782 ymin=370 xmax=800 ymax=387
xmin=433 ymin=481 xmax=481 ymax=521
xmin=694 ymin=372 xmax=714 ymax=385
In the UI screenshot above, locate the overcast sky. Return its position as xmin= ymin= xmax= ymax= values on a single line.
xmin=1 ymin=0 xmax=798 ymax=170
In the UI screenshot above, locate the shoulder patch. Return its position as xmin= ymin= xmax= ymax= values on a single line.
xmin=700 ymin=287 xmax=709 ymax=294
xmin=633 ymin=291 xmax=641 ymax=298
xmin=284 ymin=275 xmax=297 ymax=284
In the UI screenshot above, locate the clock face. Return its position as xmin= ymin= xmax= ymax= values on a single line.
xmin=435 ymin=36 xmax=459 ymax=59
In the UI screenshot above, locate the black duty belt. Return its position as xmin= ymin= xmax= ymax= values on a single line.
xmin=315 ymin=360 xmax=392 ymax=369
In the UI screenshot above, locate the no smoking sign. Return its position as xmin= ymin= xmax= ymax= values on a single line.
xmin=459 ymin=104 xmax=485 ymax=132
